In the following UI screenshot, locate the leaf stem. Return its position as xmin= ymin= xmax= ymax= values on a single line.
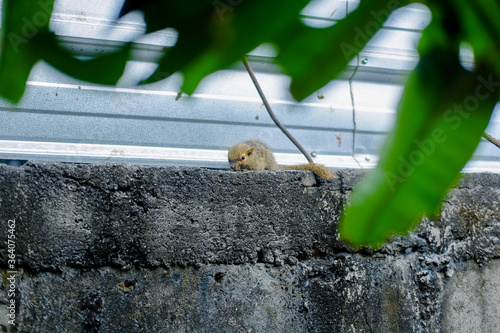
xmin=242 ymin=57 xmax=314 ymax=163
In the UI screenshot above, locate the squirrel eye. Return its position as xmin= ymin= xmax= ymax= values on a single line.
xmin=241 ymin=155 xmax=245 ymax=160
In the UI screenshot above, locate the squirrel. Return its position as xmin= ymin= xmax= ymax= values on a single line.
xmin=228 ymin=140 xmax=338 ymax=179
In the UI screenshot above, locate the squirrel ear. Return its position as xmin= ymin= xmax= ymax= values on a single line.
xmin=247 ymin=147 xmax=255 ymax=155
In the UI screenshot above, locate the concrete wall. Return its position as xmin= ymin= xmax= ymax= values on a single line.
xmin=0 ymin=162 xmax=499 ymax=332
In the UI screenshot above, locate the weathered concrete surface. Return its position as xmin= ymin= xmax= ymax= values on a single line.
xmin=0 ymin=162 xmax=499 ymax=332
xmin=441 ymin=260 xmax=500 ymax=333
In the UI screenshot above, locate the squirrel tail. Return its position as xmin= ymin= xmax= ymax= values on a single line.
xmin=281 ymin=163 xmax=338 ymax=179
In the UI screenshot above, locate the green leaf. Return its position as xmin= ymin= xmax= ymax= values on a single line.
xmin=136 ymin=0 xmax=310 ymax=93
xmin=120 ymin=0 xmax=214 ymax=34
xmin=120 ymin=0 xmax=218 ymax=86
xmin=339 ymin=46 xmax=499 ymax=248
xmin=453 ymin=0 xmax=500 ymax=85
xmin=181 ymin=0 xmax=312 ymax=94
xmin=0 ymin=0 xmax=130 ymax=103
xmin=34 ymin=31 xmax=131 ymax=85
xmin=0 ymin=0 xmax=55 ymax=103
xmin=277 ymin=0 xmax=404 ymax=101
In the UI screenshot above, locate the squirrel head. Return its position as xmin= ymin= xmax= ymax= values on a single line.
xmin=228 ymin=144 xmax=255 ymax=170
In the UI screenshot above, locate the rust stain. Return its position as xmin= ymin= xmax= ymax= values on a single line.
xmin=336 ymin=134 xmax=342 ymax=147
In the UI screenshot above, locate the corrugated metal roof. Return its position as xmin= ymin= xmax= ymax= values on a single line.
xmin=0 ymin=0 xmax=499 ymax=172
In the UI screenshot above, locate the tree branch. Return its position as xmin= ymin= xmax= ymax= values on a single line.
xmin=482 ymin=131 xmax=500 ymax=150
xmin=242 ymin=57 xmax=314 ymax=164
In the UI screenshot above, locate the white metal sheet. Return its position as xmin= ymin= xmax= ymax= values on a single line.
xmin=0 ymin=0 xmax=499 ymax=173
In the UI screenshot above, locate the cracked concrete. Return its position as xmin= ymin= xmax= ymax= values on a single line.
xmin=0 ymin=162 xmax=499 ymax=332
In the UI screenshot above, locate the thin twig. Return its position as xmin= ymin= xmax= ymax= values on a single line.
xmin=482 ymin=131 xmax=500 ymax=149
xmin=242 ymin=57 xmax=314 ymax=164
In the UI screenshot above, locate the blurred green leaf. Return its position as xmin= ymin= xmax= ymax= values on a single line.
xmin=453 ymin=0 xmax=500 ymax=85
xmin=133 ymin=0 xmax=310 ymax=93
xmin=124 ymin=0 xmax=402 ymax=98
xmin=0 ymin=0 xmax=130 ymax=104
xmin=0 ymin=0 xmax=55 ymax=103
xmin=339 ymin=1 xmax=500 ymax=247
xmin=120 ymin=0 xmax=216 ymax=86
xmin=277 ymin=0 xmax=404 ymax=101
xmin=120 ymin=0 xmax=214 ymax=34
xmin=339 ymin=45 xmax=499 ymax=247
xmin=182 ymin=0 xmax=312 ymax=94
xmin=34 ymin=31 xmax=131 ymax=85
